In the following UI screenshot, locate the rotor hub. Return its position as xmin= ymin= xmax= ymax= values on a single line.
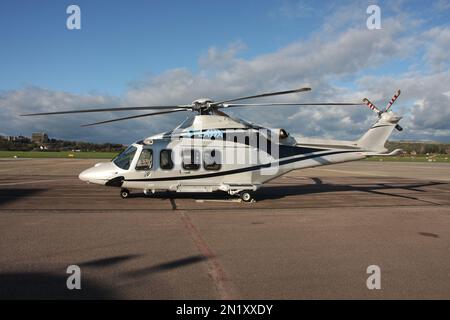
xmin=191 ymin=98 xmax=215 ymax=112
xmin=192 ymin=98 xmax=214 ymax=105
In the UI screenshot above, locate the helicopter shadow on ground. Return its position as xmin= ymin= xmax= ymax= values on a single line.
xmin=120 ymin=254 xmax=209 ymax=278
xmin=0 ymin=272 xmax=117 ymax=299
xmin=126 ymin=178 xmax=446 ymax=204
xmin=77 ymin=253 xmax=209 ymax=277
xmin=0 ymin=188 xmax=46 ymax=207
xmin=0 ymin=254 xmax=210 ymax=299
xmin=0 ymin=254 xmax=139 ymax=299
xmin=128 ymin=190 xmax=231 ymax=200
xmin=257 ymin=178 xmax=446 ymax=203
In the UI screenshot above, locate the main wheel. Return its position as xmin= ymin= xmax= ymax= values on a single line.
xmin=120 ymin=188 xmax=130 ymax=199
xmin=240 ymin=191 xmax=253 ymax=202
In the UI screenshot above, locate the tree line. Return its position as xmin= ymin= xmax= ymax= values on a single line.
xmin=386 ymin=141 xmax=450 ymax=154
xmin=0 ymin=138 xmax=124 ymax=152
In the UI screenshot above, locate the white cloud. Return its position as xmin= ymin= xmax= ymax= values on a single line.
xmin=355 ymin=71 xmax=450 ymax=141
xmin=1 ymin=87 xmax=137 ymax=143
xmin=199 ymin=41 xmax=246 ymax=70
xmin=423 ymin=27 xmax=450 ymax=70
xmin=410 ymin=94 xmax=450 ymax=131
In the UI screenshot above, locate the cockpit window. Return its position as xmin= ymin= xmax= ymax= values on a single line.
xmin=136 ymin=149 xmax=153 ymax=170
xmin=113 ymin=146 xmax=137 ymax=170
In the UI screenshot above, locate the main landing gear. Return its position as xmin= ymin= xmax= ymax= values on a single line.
xmin=228 ymin=189 xmax=256 ymax=202
xmin=239 ymin=191 xmax=254 ymax=203
xmin=120 ymin=188 xmax=130 ymax=199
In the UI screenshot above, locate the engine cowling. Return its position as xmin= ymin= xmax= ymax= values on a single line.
xmin=270 ymin=128 xmax=297 ymax=145
xmin=271 ymin=128 xmax=289 ymax=139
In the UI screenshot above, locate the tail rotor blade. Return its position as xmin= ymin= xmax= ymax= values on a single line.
xmin=385 ymin=90 xmax=401 ymax=112
xmin=363 ymin=98 xmax=382 ymax=114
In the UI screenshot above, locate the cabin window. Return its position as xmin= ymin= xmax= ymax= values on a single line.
xmin=203 ymin=149 xmax=221 ymax=171
xmin=113 ymin=146 xmax=137 ymax=170
xmin=160 ymin=149 xmax=174 ymax=170
xmin=135 ymin=149 xmax=153 ymax=170
xmin=182 ymin=149 xmax=200 ymax=170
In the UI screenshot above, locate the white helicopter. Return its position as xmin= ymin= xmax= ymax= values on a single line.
xmin=23 ymin=87 xmax=403 ymax=202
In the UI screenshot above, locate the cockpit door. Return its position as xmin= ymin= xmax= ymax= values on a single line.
xmin=135 ymin=148 xmax=153 ymax=177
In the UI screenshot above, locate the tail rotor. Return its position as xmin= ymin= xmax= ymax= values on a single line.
xmin=363 ymin=98 xmax=383 ymax=116
xmin=385 ymin=89 xmax=401 ymax=112
xmin=363 ymin=90 xmax=403 ymax=131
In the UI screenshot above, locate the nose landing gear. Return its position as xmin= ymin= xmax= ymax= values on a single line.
xmin=120 ymin=188 xmax=130 ymax=199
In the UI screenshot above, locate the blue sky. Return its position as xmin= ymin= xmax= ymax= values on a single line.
xmin=1 ymin=0 xmax=450 ymax=143
xmin=2 ymin=0 xmax=432 ymax=95
xmin=1 ymin=0 xmax=325 ymax=94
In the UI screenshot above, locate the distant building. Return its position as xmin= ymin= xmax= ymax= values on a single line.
xmin=8 ymin=135 xmax=30 ymax=142
xmin=31 ymin=132 xmax=49 ymax=144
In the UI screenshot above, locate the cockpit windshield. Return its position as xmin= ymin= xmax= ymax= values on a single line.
xmin=113 ymin=145 xmax=137 ymax=170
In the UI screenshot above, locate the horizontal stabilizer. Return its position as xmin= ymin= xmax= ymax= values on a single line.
xmin=363 ymin=149 xmax=403 ymax=156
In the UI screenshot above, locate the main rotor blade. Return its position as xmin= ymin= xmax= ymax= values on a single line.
xmin=213 ymin=87 xmax=312 ymax=105
xmin=222 ymin=102 xmax=365 ymax=108
xmin=81 ymin=108 xmax=187 ymax=127
xmin=21 ymin=105 xmax=190 ymax=116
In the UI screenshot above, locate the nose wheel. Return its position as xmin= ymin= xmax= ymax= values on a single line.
xmin=120 ymin=188 xmax=130 ymax=199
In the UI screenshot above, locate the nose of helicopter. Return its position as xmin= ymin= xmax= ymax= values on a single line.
xmin=78 ymin=169 xmax=94 ymax=182
xmin=79 ymin=162 xmax=118 ymax=185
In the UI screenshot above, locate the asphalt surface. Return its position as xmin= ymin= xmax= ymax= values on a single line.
xmin=0 ymin=159 xmax=449 ymax=299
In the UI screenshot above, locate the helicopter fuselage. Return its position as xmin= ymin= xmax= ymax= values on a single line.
xmin=78 ymin=115 xmax=367 ymax=197
xmin=23 ymin=86 xmax=403 ymax=201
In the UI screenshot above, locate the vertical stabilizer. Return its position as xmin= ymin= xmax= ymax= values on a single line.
xmin=356 ymin=112 xmax=402 ymax=152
